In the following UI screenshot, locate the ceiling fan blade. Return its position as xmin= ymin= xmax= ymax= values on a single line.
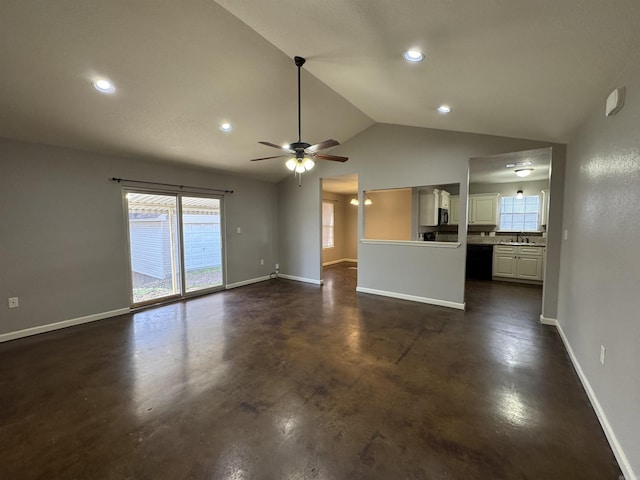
xmin=314 ymin=153 xmax=349 ymax=163
xmin=250 ymin=155 xmax=287 ymax=162
xmin=307 ymin=139 xmax=340 ymax=153
xmin=259 ymin=141 xmax=292 ymax=152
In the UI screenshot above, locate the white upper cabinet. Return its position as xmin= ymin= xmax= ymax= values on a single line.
xmin=540 ymin=189 xmax=549 ymax=227
xmin=469 ymin=193 xmax=499 ymax=225
xmin=419 ymin=188 xmax=450 ymax=226
xmin=449 ymin=195 xmax=460 ymax=225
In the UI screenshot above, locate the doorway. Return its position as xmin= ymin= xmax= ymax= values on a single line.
xmin=125 ymin=191 xmax=225 ymax=307
xmin=320 ymin=174 xmax=359 ymax=285
xmin=465 ymin=147 xmax=552 ymax=314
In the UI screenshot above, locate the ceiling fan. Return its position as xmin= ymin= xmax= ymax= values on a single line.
xmin=250 ymin=56 xmax=348 ymax=184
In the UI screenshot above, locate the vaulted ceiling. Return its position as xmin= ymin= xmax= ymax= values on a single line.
xmin=1 ymin=1 xmax=638 ymax=182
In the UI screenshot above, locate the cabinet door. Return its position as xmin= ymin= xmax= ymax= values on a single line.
xmin=440 ymin=191 xmax=450 ymax=209
xmin=493 ymin=254 xmax=517 ymax=277
xmin=471 ymin=196 xmax=496 ymax=224
xmin=450 ymin=196 xmax=459 ymax=225
xmin=517 ymin=255 xmax=543 ymax=280
xmin=540 ymin=189 xmax=549 ymax=227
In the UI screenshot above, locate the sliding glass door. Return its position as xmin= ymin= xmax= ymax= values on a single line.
xmin=126 ymin=191 xmax=224 ymax=307
xmin=180 ymin=196 xmax=223 ymax=293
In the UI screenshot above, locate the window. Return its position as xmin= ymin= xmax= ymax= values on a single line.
xmin=322 ymin=201 xmax=334 ymax=248
xmin=499 ymin=195 xmax=540 ymax=231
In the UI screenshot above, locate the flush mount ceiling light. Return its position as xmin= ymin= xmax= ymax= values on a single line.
xmin=219 ymin=122 xmax=233 ymax=132
xmin=516 ymin=190 xmax=524 ymax=199
xmin=437 ymin=105 xmax=452 ymax=114
xmin=92 ymin=79 xmax=115 ymax=94
xmin=403 ymin=49 xmax=424 ymax=63
xmin=515 ymin=168 xmax=533 ymax=178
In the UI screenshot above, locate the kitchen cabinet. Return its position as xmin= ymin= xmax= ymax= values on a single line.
xmin=540 ymin=189 xmax=549 ymax=227
xmin=449 ymin=195 xmax=460 ymax=225
xmin=469 ymin=193 xmax=499 ymax=225
xmin=419 ymin=188 xmax=450 ymax=226
xmin=493 ymin=245 xmax=544 ymax=282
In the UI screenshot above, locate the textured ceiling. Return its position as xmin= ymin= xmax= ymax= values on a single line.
xmin=1 ymin=1 xmax=638 ymax=183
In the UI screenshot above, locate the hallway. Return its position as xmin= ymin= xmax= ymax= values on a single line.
xmin=0 ymin=263 xmax=621 ymax=479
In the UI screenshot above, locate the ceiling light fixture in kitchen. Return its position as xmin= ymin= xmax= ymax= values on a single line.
xmin=516 ymin=190 xmax=524 ymax=199
xmin=437 ymin=105 xmax=452 ymax=114
xmin=506 ymin=161 xmax=532 ymax=168
xmin=515 ymin=168 xmax=533 ymax=178
xmin=219 ymin=122 xmax=233 ymax=132
xmin=93 ymin=78 xmax=115 ymax=94
xmin=403 ymin=49 xmax=424 ymax=63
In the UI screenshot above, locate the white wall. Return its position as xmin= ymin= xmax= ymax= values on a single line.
xmin=558 ymin=54 xmax=640 ymax=479
xmin=277 ymin=123 xmax=564 ymax=309
xmin=0 ymin=138 xmax=278 ymax=338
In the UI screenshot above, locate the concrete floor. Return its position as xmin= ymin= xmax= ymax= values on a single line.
xmin=0 ymin=263 xmax=622 ymax=479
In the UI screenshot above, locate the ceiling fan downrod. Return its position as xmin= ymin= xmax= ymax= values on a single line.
xmin=294 ymin=56 xmax=306 ymax=144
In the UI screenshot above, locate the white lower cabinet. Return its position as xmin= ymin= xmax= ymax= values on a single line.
xmin=493 ymin=245 xmax=544 ymax=282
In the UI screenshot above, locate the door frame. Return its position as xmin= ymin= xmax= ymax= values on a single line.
xmin=122 ymin=187 xmax=226 ymax=308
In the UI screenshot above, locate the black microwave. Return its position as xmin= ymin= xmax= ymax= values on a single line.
xmin=438 ymin=208 xmax=449 ymax=226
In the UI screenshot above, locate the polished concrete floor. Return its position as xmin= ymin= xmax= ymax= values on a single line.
xmin=0 ymin=263 xmax=622 ymax=479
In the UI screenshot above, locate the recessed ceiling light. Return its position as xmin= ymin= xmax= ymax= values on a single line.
xmin=93 ymin=79 xmax=115 ymax=94
xmin=515 ymin=168 xmax=533 ymax=177
xmin=219 ymin=122 xmax=232 ymax=132
xmin=437 ymin=105 xmax=452 ymax=114
xmin=403 ymin=49 xmax=424 ymax=63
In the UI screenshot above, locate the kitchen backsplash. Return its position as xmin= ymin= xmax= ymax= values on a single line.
xmin=465 ymin=232 xmax=546 ymax=245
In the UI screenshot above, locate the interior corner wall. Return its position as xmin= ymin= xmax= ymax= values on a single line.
xmin=277 ymin=123 xmax=563 ymax=306
xmin=557 ymin=53 xmax=640 ymax=478
xmin=0 ymin=138 xmax=278 ymax=338
xmin=343 ymin=196 xmax=358 ymax=260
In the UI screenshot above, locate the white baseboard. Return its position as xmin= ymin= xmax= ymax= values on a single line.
xmin=539 ymin=314 xmax=558 ymax=326
xmin=322 ymin=258 xmax=358 ymax=266
xmin=0 ymin=307 xmax=130 ymax=344
xmin=555 ymin=322 xmax=636 ymax=480
xmin=278 ymin=274 xmax=323 ymax=285
xmin=355 ymin=286 xmax=465 ymax=310
xmin=226 ymin=275 xmax=271 ymax=289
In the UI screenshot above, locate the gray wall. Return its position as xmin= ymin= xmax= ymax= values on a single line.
xmin=558 ymin=54 xmax=640 ymax=476
xmin=0 ymin=138 xmax=278 ymax=337
xmin=277 ymin=123 xmax=564 ymax=309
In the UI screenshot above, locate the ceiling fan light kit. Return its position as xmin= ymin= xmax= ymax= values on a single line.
xmin=249 ymin=56 xmax=348 ymax=186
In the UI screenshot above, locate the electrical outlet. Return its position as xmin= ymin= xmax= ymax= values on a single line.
xmin=8 ymin=297 xmax=19 ymax=308
xmin=600 ymin=345 xmax=606 ymax=365
xmin=260 ymin=259 xmax=264 ymax=266
xmin=236 ymin=227 xmax=242 ymax=234
xmin=275 ymin=263 xmax=279 ymax=270
xmin=563 ymin=229 xmax=568 ymax=240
